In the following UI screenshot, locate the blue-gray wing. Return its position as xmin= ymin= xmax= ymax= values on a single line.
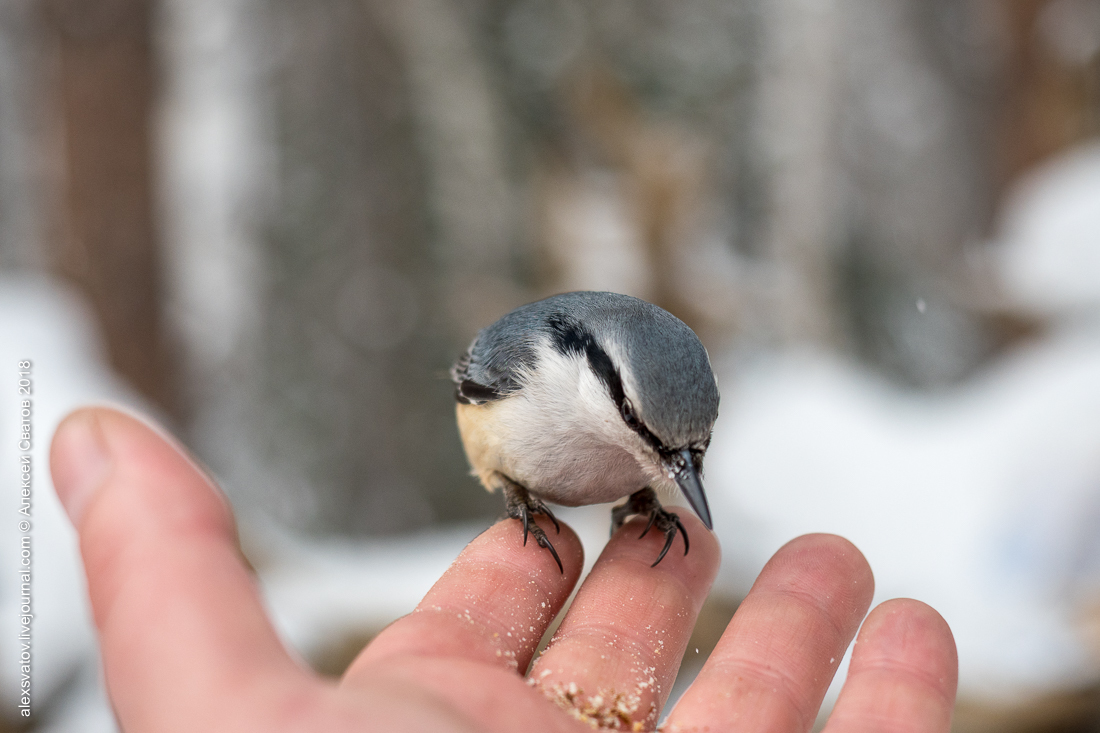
xmin=450 ymin=297 xmax=569 ymax=404
xmin=450 ymin=344 xmax=509 ymax=405
xmin=450 ymin=326 xmax=538 ymax=405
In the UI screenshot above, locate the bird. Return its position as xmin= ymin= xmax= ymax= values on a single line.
xmin=451 ymin=291 xmax=720 ymax=572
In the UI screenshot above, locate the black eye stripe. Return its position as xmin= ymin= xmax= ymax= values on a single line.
xmin=548 ymin=315 xmax=671 ymax=455
xmin=547 ymin=315 xmax=623 ymax=400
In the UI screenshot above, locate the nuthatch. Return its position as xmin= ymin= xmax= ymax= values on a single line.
xmin=451 ymin=291 xmax=719 ymax=572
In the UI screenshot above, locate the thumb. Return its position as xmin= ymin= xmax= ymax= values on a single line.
xmin=50 ymin=407 xmax=319 ymax=731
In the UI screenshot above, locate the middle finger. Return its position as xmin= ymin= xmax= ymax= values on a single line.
xmin=529 ymin=513 xmax=720 ymax=731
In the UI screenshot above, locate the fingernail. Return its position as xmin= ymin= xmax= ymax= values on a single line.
xmin=51 ymin=411 xmax=113 ymax=527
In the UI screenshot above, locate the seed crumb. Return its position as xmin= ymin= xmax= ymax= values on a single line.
xmin=532 ymin=680 xmax=646 ymax=730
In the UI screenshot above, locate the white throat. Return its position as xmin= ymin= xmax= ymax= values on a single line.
xmin=490 ymin=339 xmax=668 ymax=504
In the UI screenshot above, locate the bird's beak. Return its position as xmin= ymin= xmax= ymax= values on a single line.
xmin=668 ymin=448 xmax=713 ymax=530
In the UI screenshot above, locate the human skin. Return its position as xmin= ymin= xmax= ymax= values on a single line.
xmin=50 ymin=407 xmax=957 ymax=732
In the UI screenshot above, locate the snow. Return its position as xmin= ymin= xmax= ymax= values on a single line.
xmin=0 ymin=276 xmax=147 ymax=730
xmin=999 ymin=141 xmax=1100 ymax=316
xmin=252 ymin=520 xmax=478 ymax=660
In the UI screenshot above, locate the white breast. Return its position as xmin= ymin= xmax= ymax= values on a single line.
xmin=463 ymin=344 xmax=664 ymax=506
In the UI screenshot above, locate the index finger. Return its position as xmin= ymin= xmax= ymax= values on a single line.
xmin=341 ymin=518 xmax=588 ymax=733
xmin=348 ymin=516 xmax=584 ymax=676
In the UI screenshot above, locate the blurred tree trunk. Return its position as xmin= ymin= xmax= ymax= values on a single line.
xmin=997 ymin=0 xmax=1100 ymax=194
xmin=756 ymin=0 xmax=844 ymax=348
xmin=44 ymin=0 xmax=174 ymax=414
xmin=250 ymin=0 xmax=501 ymax=535
xmin=0 ymin=1 xmax=47 ymax=271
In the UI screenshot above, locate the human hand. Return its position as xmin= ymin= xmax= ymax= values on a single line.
xmin=50 ymin=407 xmax=957 ymax=732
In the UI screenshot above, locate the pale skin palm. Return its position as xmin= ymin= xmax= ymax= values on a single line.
xmin=50 ymin=408 xmax=958 ymax=732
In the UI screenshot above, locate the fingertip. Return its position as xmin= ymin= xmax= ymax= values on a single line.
xmin=776 ymin=533 xmax=871 ymax=573
xmin=764 ymin=533 xmax=875 ymax=614
xmin=823 ymin=599 xmax=958 ymax=733
xmin=50 ymin=408 xmax=113 ymax=527
xmin=854 ymin=598 xmax=959 ymax=698
xmin=75 ymin=406 xmax=234 ymax=539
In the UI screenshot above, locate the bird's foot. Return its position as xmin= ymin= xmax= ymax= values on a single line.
xmin=502 ymin=480 xmax=563 ymax=574
xmin=611 ymin=487 xmax=688 ymax=567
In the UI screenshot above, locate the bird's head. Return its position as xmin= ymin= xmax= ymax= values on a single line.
xmin=532 ymin=293 xmax=720 ymax=528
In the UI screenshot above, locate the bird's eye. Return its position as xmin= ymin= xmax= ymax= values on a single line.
xmin=620 ymin=399 xmax=640 ymax=428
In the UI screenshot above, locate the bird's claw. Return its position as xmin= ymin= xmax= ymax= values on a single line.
xmin=611 ymin=487 xmax=689 ymax=567
xmin=517 ymin=503 xmax=563 ymax=573
xmin=539 ymin=501 xmax=561 ymax=534
xmin=503 ymin=479 xmax=564 ymax=574
xmin=529 ymin=521 xmax=564 ymax=574
xmin=650 ymin=513 xmax=688 ymax=567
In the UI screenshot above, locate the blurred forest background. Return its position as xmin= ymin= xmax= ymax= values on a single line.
xmin=2 ymin=0 xmax=1096 ymax=537
xmin=2 ymin=0 xmax=1100 ymax=731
